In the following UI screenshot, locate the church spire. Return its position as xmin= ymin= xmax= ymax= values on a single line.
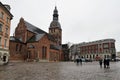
xmin=53 ymin=6 xmax=59 ymax=21
xmin=49 ymin=6 xmax=62 ymax=46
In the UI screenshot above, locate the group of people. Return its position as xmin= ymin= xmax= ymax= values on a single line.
xmin=99 ymin=58 xmax=110 ymax=68
xmin=75 ymin=56 xmax=82 ymax=65
xmin=75 ymin=56 xmax=110 ymax=68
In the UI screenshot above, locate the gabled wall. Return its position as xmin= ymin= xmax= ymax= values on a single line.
xmin=15 ymin=18 xmax=27 ymax=43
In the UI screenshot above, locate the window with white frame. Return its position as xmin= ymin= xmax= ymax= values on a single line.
xmin=4 ymin=39 xmax=7 ymax=48
xmin=103 ymin=44 xmax=109 ymax=48
xmin=6 ymin=27 xmax=8 ymax=34
xmin=6 ymin=17 xmax=9 ymax=23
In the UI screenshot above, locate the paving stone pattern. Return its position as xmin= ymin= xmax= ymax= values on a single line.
xmin=0 ymin=62 xmax=120 ymax=80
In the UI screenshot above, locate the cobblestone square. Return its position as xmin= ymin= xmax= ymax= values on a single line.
xmin=0 ymin=62 xmax=120 ymax=80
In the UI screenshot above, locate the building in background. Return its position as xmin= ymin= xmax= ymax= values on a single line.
xmin=116 ymin=52 xmax=120 ymax=58
xmin=62 ymin=44 xmax=69 ymax=61
xmin=9 ymin=6 xmax=62 ymax=62
xmin=80 ymin=39 xmax=116 ymax=60
xmin=70 ymin=39 xmax=116 ymax=61
xmin=0 ymin=2 xmax=13 ymax=65
xmin=69 ymin=44 xmax=80 ymax=61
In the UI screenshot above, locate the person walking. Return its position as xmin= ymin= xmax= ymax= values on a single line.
xmin=75 ymin=55 xmax=79 ymax=65
xmin=76 ymin=58 xmax=79 ymax=65
xmin=99 ymin=59 xmax=103 ymax=68
xmin=106 ymin=58 xmax=110 ymax=68
xmin=79 ymin=58 xmax=82 ymax=65
xmin=104 ymin=58 xmax=107 ymax=68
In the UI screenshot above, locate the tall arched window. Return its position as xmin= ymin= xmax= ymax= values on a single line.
xmin=19 ymin=45 xmax=22 ymax=51
xmin=42 ymin=46 xmax=45 ymax=59
xmin=42 ymin=46 xmax=47 ymax=59
xmin=16 ymin=44 xmax=19 ymax=51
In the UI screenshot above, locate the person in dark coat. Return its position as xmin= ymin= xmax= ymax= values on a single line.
xmin=99 ymin=59 xmax=103 ymax=68
xmin=106 ymin=58 xmax=110 ymax=68
xmin=104 ymin=58 xmax=107 ymax=68
xmin=79 ymin=58 xmax=82 ymax=65
xmin=76 ymin=58 xmax=79 ymax=65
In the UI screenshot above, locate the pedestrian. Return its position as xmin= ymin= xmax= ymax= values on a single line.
xmin=99 ymin=59 xmax=102 ymax=68
xmin=104 ymin=58 xmax=107 ymax=68
xmin=75 ymin=56 xmax=79 ymax=65
xmin=106 ymin=58 xmax=110 ymax=68
xmin=76 ymin=58 xmax=79 ymax=65
xmin=79 ymin=58 xmax=82 ymax=65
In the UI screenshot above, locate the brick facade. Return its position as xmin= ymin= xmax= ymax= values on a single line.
xmin=9 ymin=40 xmax=26 ymax=61
xmin=9 ymin=7 xmax=62 ymax=62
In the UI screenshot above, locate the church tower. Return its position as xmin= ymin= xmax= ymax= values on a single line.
xmin=49 ymin=6 xmax=62 ymax=45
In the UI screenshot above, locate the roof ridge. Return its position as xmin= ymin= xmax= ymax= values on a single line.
xmin=24 ymin=20 xmax=47 ymax=34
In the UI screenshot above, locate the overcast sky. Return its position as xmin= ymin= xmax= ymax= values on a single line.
xmin=1 ymin=0 xmax=120 ymax=51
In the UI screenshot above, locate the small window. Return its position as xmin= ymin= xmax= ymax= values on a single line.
xmin=0 ymin=37 xmax=1 ymax=45
xmin=6 ymin=27 xmax=8 ymax=34
xmin=0 ymin=23 xmax=3 ymax=32
xmin=6 ymin=17 xmax=9 ymax=23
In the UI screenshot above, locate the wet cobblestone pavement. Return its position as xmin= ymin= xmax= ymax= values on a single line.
xmin=0 ymin=62 xmax=120 ymax=80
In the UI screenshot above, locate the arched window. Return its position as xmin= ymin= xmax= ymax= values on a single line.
xmin=42 ymin=46 xmax=47 ymax=59
xmin=16 ymin=44 xmax=19 ymax=51
xmin=19 ymin=45 xmax=22 ymax=51
xmin=42 ymin=46 xmax=44 ymax=59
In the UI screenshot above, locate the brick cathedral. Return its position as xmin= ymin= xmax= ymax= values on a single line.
xmin=9 ymin=6 xmax=62 ymax=62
